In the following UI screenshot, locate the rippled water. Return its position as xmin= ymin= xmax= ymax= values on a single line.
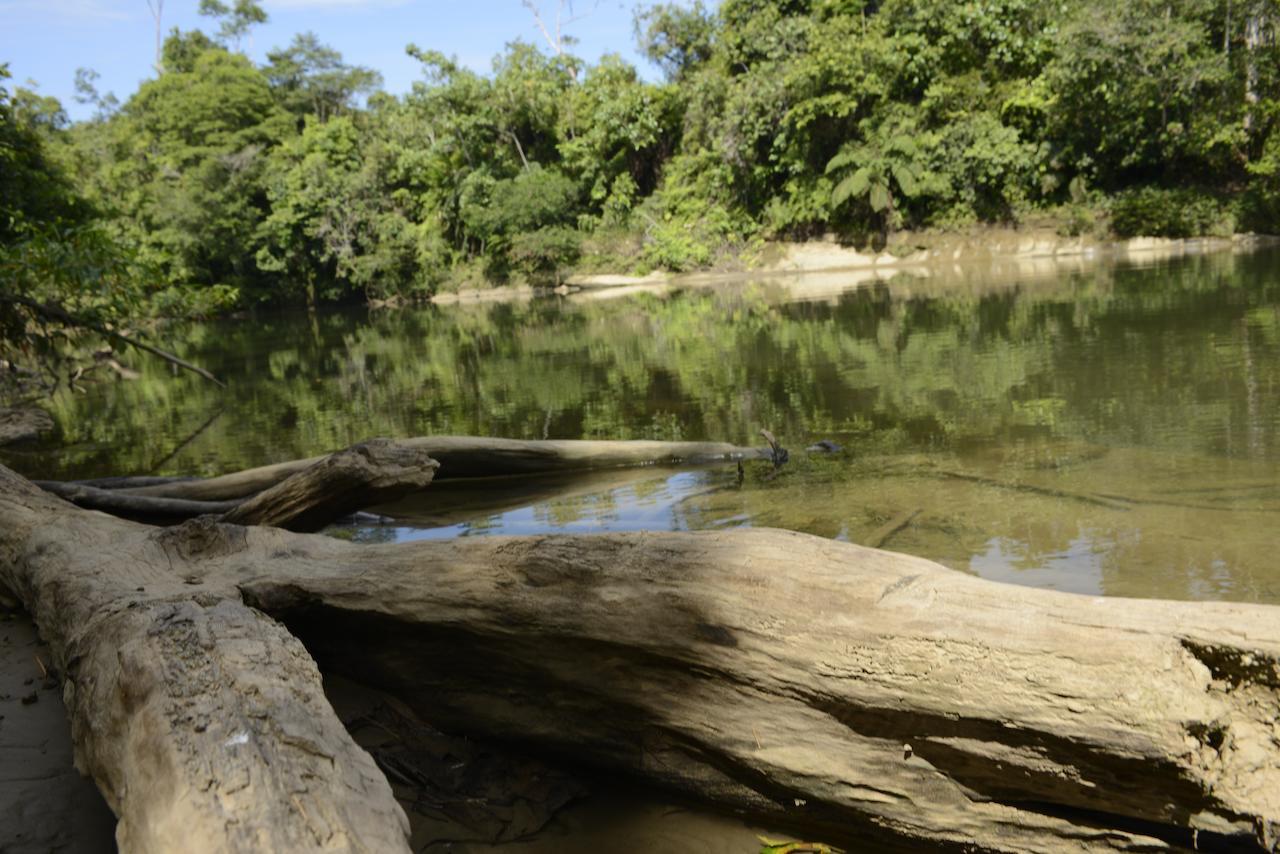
xmin=8 ymin=247 xmax=1280 ymax=604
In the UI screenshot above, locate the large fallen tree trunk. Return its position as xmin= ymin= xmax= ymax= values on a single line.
xmin=0 ymin=465 xmax=412 ymax=853
xmin=112 ymin=437 xmax=773 ymax=501
xmin=1 ymin=461 xmax=1278 ymax=852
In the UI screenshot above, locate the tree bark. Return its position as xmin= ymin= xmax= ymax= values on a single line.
xmin=116 ymin=437 xmax=773 ymax=502
xmin=0 ymin=465 xmax=411 ymax=853
xmin=1 ymin=461 xmax=1277 ymax=852
xmin=221 ymin=439 xmax=439 ymax=532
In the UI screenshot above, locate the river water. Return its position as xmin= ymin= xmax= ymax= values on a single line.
xmin=10 ymin=246 xmax=1280 ymax=606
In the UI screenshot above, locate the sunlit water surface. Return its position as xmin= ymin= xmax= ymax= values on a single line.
xmin=8 ymin=248 xmax=1280 ymax=607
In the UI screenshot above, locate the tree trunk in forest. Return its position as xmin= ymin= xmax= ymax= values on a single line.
xmin=220 ymin=438 xmax=439 ymax=532
xmin=113 ymin=437 xmax=773 ymax=502
xmin=1 ymin=461 xmax=1277 ymax=852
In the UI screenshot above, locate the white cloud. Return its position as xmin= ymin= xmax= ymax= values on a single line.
xmin=0 ymin=0 xmax=131 ymax=20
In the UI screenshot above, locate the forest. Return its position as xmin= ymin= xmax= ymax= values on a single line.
xmin=3 ymin=0 xmax=1280 ymax=324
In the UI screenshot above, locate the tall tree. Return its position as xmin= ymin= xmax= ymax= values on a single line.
xmin=197 ymin=0 xmax=268 ymax=53
xmin=73 ymin=68 xmax=118 ymax=121
xmin=145 ymin=0 xmax=164 ymax=68
xmin=264 ymin=33 xmax=383 ymax=124
xmin=521 ymin=0 xmax=594 ymax=59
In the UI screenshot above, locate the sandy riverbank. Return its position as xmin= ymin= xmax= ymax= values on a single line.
xmin=421 ymin=229 xmax=1277 ymax=308
xmin=0 ymin=608 xmax=116 ymax=853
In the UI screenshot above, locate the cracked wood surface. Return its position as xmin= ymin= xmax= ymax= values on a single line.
xmin=0 ymin=465 xmax=410 ymax=853
xmin=1 ymin=461 xmax=1278 ymax=852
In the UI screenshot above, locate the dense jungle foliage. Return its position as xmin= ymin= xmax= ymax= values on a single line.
xmin=4 ymin=0 xmax=1280 ymax=322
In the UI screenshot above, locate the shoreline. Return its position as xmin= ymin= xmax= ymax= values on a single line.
xmin=426 ymin=230 xmax=1279 ymax=305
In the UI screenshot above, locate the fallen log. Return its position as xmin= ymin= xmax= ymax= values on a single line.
xmin=221 ymin=439 xmax=440 ymax=533
xmin=0 ymin=465 xmax=411 ymax=853
xmin=115 ymin=437 xmax=773 ymax=502
xmin=1 ymin=462 xmax=1277 ymax=852
xmin=70 ymin=475 xmax=198 ymax=490
xmin=38 ymin=440 xmax=440 ymax=531
xmin=32 ymin=480 xmax=241 ymax=520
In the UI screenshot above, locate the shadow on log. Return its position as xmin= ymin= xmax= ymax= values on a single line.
xmin=1 ymin=461 xmax=1278 ymax=852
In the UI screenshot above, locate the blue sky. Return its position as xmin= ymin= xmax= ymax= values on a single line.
xmin=0 ymin=0 xmax=664 ymax=121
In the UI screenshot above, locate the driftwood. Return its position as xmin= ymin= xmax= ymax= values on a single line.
xmin=115 ymin=437 xmax=773 ymax=501
xmin=864 ymin=507 xmax=922 ymax=549
xmin=70 ymin=475 xmax=198 ymax=490
xmin=222 ymin=439 xmax=440 ymax=533
xmin=37 ymin=440 xmax=441 ymax=533
xmin=1 ymin=462 xmax=1278 ymax=852
xmin=32 ymin=480 xmax=242 ymax=520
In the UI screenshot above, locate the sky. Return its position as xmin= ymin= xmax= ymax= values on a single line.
xmin=0 ymin=0 xmax=663 ymax=121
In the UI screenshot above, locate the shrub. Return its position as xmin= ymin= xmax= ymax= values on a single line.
xmin=1109 ymin=188 xmax=1232 ymax=238
xmin=507 ymin=225 xmax=581 ymax=280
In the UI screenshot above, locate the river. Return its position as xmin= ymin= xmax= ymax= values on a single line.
xmin=10 ymin=246 xmax=1280 ymax=606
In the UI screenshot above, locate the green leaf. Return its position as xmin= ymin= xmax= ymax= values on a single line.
xmin=831 ymin=168 xmax=870 ymax=207
xmin=891 ymin=163 xmax=919 ymax=197
xmin=869 ymin=181 xmax=891 ymax=212
xmin=823 ymin=147 xmax=857 ymax=175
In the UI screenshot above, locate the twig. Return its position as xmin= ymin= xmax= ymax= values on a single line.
xmin=759 ymin=428 xmax=789 ymax=469
xmin=931 ymin=470 xmax=1130 ymax=511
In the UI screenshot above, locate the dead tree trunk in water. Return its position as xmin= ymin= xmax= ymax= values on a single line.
xmin=112 ymin=437 xmax=773 ymax=502
xmin=1 ymin=462 xmax=1278 ymax=852
xmin=35 ymin=439 xmax=440 ymax=531
xmin=221 ymin=439 xmax=439 ymax=532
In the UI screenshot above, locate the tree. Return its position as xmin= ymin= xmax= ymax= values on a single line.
xmin=634 ymin=1 xmax=716 ymax=81
xmin=1044 ymin=0 xmax=1231 ymax=187
xmin=826 ymin=129 xmax=933 ymax=232
xmin=145 ymin=0 xmax=165 ymax=68
xmin=198 ymin=0 xmax=268 ymax=52
xmin=264 ymin=33 xmax=383 ymax=125
xmin=73 ymin=68 xmax=118 ymax=121
xmin=521 ymin=0 xmax=595 ymax=58
xmin=102 ymin=39 xmax=291 ymax=299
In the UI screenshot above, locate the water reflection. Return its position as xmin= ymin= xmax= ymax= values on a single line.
xmin=5 ymin=249 xmax=1279 ymax=604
